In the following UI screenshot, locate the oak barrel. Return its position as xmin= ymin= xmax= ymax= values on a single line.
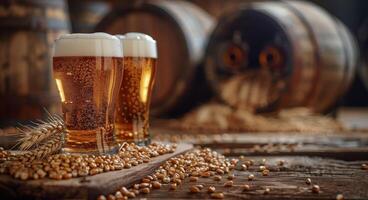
xmin=95 ymin=0 xmax=215 ymax=117
xmin=188 ymin=0 xmax=247 ymax=19
xmin=204 ymin=0 xmax=358 ymax=113
xmin=0 ymin=0 xmax=70 ymax=125
xmin=358 ymin=18 xmax=368 ymax=92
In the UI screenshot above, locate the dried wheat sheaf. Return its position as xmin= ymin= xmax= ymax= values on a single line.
xmin=14 ymin=114 xmax=65 ymax=160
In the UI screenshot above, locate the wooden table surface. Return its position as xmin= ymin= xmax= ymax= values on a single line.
xmin=144 ymin=108 xmax=368 ymax=200
xmin=147 ymin=130 xmax=368 ymax=200
xmin=129 ymin=156 xmax=367 ymax=200
xmin=0 ymin=108 xmax=367 ymax=200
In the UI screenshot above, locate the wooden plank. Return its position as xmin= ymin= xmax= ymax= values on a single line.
xmin=194 ymin=133 xmax=368 ymax=160
xmin=215 ymin=147 xmax=368 ymax=161
xmin=127 ymin=156 xmax=368 ymax=200
xmin=152 ymin=130 xmax=368 ymax=160
xmin=0 ymin=143 xmax=193 ymax=200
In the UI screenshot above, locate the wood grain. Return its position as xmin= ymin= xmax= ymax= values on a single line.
xmin=0 ymin=143 xmax=193 ymax=200
xmin=195 ymin=133 xmax=368 ymax=160
xmin=152 ymin=127 xmax=368 ymax=160
xmin=1 ymin=108 xmax=368 ymax=199
xmin=127 ymin=156 xmax=368 ymax=200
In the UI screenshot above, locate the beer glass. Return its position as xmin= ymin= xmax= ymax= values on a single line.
xmin=53 ymin=33 xmax=123 ymax=154
xmin=115 ymin=33 xmax=157 ymax=145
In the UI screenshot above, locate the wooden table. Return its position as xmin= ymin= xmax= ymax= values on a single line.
xmin=148 ymin=129 xmax=368 ymax=200
xmin=0 ymin=108 xmax=367 ymax=199
xmin=148 ymin=107 xmax=368 ymax=199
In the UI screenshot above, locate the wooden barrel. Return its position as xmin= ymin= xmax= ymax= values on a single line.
xmin=95 ymin=0 xmax=215 ymax=117
xmin=204 ymin=0 xmax=358 ymax=114
xmin=0 ymin=0 xmax=70 ymax=126
xmin=67 ymin=0 xmax=111 ymax=33
xmin=358 ymin=18 xmax=368 ymax=92
xmin=188 ymin=0 xmax=247 ymax=19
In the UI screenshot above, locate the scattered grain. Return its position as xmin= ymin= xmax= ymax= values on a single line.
xmin=242 ymin=184 xmax=250 ymax=191
xmin=224 ymin=180 xmax=233 ymax=187
xmin=312 ymin=185 xmax=320 ymax=193
xmin=97 ymin=195 xmax=106 ymax=200
xmin=336 ymin=194 xmax=344 ymax=200
xmin=262 ymin=169 xmax=270 ymax=176
xmin=201 ymin=171 xmax=211 ymax=178
xmin=264 ymin=188 xmax=270 ymax=194
xmin=213 ymin=175 xmax=222 ymax=181
xmin=210 ymin=192 xmax=224 ymax=199
xmin=140 ymin=187 xmax=150 ymax=194
xmin=152 ymin=181 xmax=161 ymax=189
xmin=170 ymin=183 xmax=177 ymax=190
xmin=207 ymin=186 xmax=216 ymax=193
xmin=190 ymin=185 xmax=201 ymax=193
xmin=361 ymin=164 xmax=368 ymax=170
xmin=227 ymin=174 xmax=235 ymax=180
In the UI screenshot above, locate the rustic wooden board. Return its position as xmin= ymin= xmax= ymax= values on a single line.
xmin=127 ymin=156 xmax=368 ymax=200
xmin=0 ymin=143 xmax=193 ymax=200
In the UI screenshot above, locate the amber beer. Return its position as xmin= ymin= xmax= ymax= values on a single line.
xmin=53 ymin=33 xmax=123 ymax=154
xmin=115 ymin=33 xmax=157 ymax=145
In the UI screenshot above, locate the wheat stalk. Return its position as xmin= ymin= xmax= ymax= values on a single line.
xmin=2 ymin=132 xmax=64 ymax=162
xmin=21 ymin=133 xmax=64 ymax=160
xmin=15 ymin=114 xmax=65 ymax=151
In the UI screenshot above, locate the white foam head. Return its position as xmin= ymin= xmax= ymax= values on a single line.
xmin=118 ymin=32 xmax=157 ymax=58
xmin=53 ymin=33 xmax=122 ymax=57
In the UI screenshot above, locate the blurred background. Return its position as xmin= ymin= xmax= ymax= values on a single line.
xmin=1 ymin=0 xmax=368 ymax=129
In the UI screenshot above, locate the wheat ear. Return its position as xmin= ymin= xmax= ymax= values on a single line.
xmin=15 ymin=115 xmax=65 ymax=151
xmin=20 ymin=133 xmax=64 ymax=160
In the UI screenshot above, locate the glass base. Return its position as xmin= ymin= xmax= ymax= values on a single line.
xmin=136 ymin=138 xmax=151 ymax=146
xmin=62 ymin=146 xmax=118 ymax=155
xmin=64 ymin=128 xmax=117 ymax=155
xmin=116 ymin=138 xmax=151 ymax=146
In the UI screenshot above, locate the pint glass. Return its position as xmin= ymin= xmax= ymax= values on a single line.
xmin=115 ymin=33 xmax=157 ymax=145
xmin=53 ymin=33 xmax=123 ymax=154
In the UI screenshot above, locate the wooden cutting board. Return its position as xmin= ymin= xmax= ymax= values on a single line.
xmin=0 ymin=143 xmax=193 ymax=200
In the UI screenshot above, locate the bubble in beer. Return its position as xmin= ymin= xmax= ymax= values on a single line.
xmin=115 ymin=33 xmax=157 ymax=145
xmin=53 ymin=33 xmax=123 ymax=153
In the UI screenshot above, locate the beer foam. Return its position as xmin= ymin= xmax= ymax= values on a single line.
xmin=53 ymin=33 xmax=122 ymax=57
xmin=118 ymin=32 xmax=157 ymax=58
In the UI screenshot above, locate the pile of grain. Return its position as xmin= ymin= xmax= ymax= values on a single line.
xmin=0 ymin=143 xmax=176 ymax=181
xmin=176 ymin=103 xmax=343 ymax=132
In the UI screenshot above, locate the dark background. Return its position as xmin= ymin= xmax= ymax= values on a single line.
xmin=68 ymin=0 xmax=368 ymax=106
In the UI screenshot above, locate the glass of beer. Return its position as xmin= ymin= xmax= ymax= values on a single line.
xmin=115 ymin=33 xmax=157 ymax=145
xmin=53 ymin=33 xmax=123 ymax=154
